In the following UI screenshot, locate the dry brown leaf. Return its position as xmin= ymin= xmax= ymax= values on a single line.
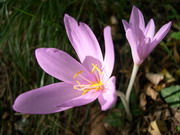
xmin=160 ymin=69 xmax=176 ymax=83
xmin=153 ymin=83 xmax=166 ymax=92
xmin=145 ymin=73 xmax=164 ymax=85
xmin=139 ymin=93 xmax=147 ymax=110
xmin=157 ymin=121 xmax=168 ymax=132
xmin=174 ymin=111 xmax=180 ymax=124
xmin=148 ymin=121 xmax=162 ymax=135
xmin=145 ymin=85 xmax=159 ymax=101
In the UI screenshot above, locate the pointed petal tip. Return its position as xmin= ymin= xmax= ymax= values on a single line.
xmin=167 ymin=21 xmax=172 ymax=27
xmin=132 ymin=5 xmax=139 ymax=11
xmin=64 ymin=14 xmax=72 ymax=20
xmin=122 ymin=20 xmax=130 ymax=31
xmin=64 ymin=13 xmax=69 ymax=17
xmin=63 ymin=14 xmax=77 ymax=27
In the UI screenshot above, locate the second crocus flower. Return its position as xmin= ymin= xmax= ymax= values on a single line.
xmin=122 ymin=6 xmax=172 ymax=104
xmin=122 ymin=6 xmax=172 ymax=65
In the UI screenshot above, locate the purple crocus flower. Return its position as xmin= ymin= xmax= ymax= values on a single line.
xmin=122 ymin=6 xmax=172 ymax=65
xmin=13 ymin=14 xmax=117 ymax=114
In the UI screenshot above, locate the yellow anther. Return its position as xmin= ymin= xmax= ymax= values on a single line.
xmin=76 ymin=80 xmax=81 ymax=85
xmin=82 ymin=89 xmax=89 ymax=95
xmin=91 ymin=64 xmax=102 ymax=75
xmin=73 ymin=71 xmax=83 ymax=78
xmin=73 ymin=65 xmax=103 ymax=95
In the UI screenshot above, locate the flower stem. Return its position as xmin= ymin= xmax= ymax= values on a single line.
xmin=116 ymin=91 xmax=132 ymax=121
xmin=125 ymin=64 xmax=139 ymax=103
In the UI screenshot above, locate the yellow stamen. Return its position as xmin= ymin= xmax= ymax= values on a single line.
xmin=91 ymin=64 xmax=102 ymax=75
xmin=82 ymin=89 xmax=90 ymax=95
xmin=73 ymin=64 xmax=104 ymax=95
xmin=73 ymin=71 xmax=83 ymax=78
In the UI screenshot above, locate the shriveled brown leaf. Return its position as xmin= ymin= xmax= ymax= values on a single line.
xmin=145 ymin=73 xmax=164 ymax=85
xmin=153 ymin=83 xmax=166 ymax=92
xmin=139 ymin=93 xmax=147 ymax=110
xmin=160 ymin=69 xmax=176 ymax=83
xmin=157 ymin=121 xmax=168 ymax=132
xmin=145 ymin=84 xmax=159 ymax=101
xmin=174 ymin=111 xmax=180 ymax=124
xmin=161 ymin=109 xmax=171 ymax=120
xmin=148 ymin=121 xmax=162 ymax=135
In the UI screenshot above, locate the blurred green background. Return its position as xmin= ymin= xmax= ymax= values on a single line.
xmin=0 ymin=0 xmax=179 ymax=134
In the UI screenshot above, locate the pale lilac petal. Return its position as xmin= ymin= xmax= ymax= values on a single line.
xmin=103 ymin=26 xmax=114 ymax=79
xmin=60 ymin=90 xmax=100 ymax=107
xmin=149 ymin=21 xmax=172 ymax=52
xmin=144 ymin=19 xmax=155 ymax=39
xmin=139 ymin=37 xmax=151 ymax=63
xmin=130 ymin=6 xmax=145 ymax=32
xmin=13 ymin=82 xmax=82 ymax=114
xmin=126 ymin=29 xmax=141 ymax=65
xmin=98 ymin=76 xmax=117 ymax=111
xmin=35 ymin=48 xmax=95 ymax=84
xmin=122 ymin=20 xmax=130 ymax=31
xmin=64 ymin=14 xmax=103 ymax=64
xmin=153 ymin=21 xmax=172 ymax=44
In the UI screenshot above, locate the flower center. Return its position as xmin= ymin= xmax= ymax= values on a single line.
xmin=73 ymin=64 xmax=104 ymax=95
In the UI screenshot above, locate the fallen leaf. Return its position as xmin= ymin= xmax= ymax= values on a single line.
xmin=174 ymin=111 xmax=180 ymax=124
xmin=145 ymin=85 xmax=159 ymax=101
xmin=160 ymin=69 xmax=176 ymax=84
xmin=157 ymin=121 xmax=168 ymax=132
xmin=146 ymin=73 xmax=164 ymax=85
xmin=139 ymin=93 xmax=147 ymax=110
xmin=153 ymin=83 xmax=166 ymax=92
xmin=148 ymin=121 xmax=161 ymax=135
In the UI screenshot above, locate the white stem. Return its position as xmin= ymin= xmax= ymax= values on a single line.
xmin=116 ymin=91 xmax=132 ymax=121
xmin=125 ymin=64 xmax=140 ymax=103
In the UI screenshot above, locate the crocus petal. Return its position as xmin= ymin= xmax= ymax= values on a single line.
xmin=60 ymin=90 xmax=100 ymax=107
xmin=103 ymin=26 xmax=114 ymax=79
xmin=130 ymin=6 xmax=145 ymax=32
xmin=153 ymin=21 xmax=172 ymax=44
xmin=64 ymin=14 xmax=103 ymax=65
xmin=98 ymin=76 xmax=117 ymax=111
xmin=13 ymin=82 xmax=83 ymax=114
xmin=149 ymin=21 xmax=172 ymax=52
xmin=126 ymin=29 xmax=141 ymax=64
xmin=140 ymin=37 xmax=151 ymax=63
xmin=144 ymin=19 xmax=155 ymax=39
xmin=35 ymin=48 xmax=95 ymax=84
xmin=122 ymin=20 xmax=130 ymax=31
